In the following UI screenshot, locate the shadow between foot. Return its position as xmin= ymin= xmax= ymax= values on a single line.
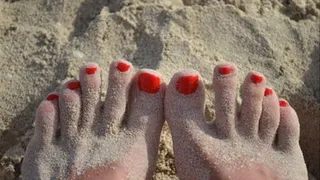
xmin=110 ymin=10 xmax=167 ymax=69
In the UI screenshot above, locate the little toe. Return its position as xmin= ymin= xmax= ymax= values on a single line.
xmin=34 ymin=92 xmax=59 ymax=146
xmin=79 ymin=62 xmax=101 ymax=135
xmin=59 ymin=80 xmax=81 ymax=141
xmin=212 ymin=63 xmax=238 ymax=138
xmin=259 ymin=88 xmax=280 ymax=144
xmin=102 ymin=60 xmax=134 ymax=135
xmin=165 ymin=69 xmax=206 ymax=133
xmin=238 ymin=72 xmax=266 ymax=137
xmin=276 ymin=99 xmax=300 ymax=151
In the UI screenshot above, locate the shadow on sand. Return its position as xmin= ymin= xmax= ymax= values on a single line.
xmin=288 ymin=44 xmax=320 ymax=179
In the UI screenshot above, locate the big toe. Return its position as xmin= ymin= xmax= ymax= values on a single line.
xmin=126 ymin=69 xmax=165 ymax=134
xmin=165 ymin=69 xmax=206 ymax=136
xmin=124 ymin=69 xmax=165 ymax=178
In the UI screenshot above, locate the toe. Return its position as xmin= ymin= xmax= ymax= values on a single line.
xmin=212 ymin=63 xmax=238 ymax=138
xmin=238 ymin=72 xmax=266 ymax=138
xmin=276 ymin=99 xmax=300 ymax=151
xmin=34 ymin=92 xmax=59 ymax=145
xmin=165 ymin=69 xmax=206 ymax=134
xmin=102 ymin=60 xmax=134 ymax=135
xmin=259 ymin=88 xmax=280 ymax=144
xmin=79 ymin=62 xmax=101 ymax=135
xmin=127 ymin=69 xmax=165 ymax=132
xmin=59 ymin=80 xmax=81 ymax=141
xmin=126 ymin=69 xmax=165 ymax=165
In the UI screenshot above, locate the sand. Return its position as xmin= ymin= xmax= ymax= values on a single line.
xmin=0 ymin=0 xmax=319 ymax=179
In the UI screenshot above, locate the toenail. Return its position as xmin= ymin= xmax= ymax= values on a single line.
xmin=176 ymin=75 xmax=199 ymax=95
xmin=218 ymin=66 xmax=233 ymax=75
xmin=46 ymin=93 xmax=58 ymax=101
xmin=251 ymin=74 xmax=264 ymax=84
xmin=138 ymin=72 xmax=161 ymax=94
xmin=279 ymin=99 xmax=289 ymax=107
xmin=117 ymin=62 xmax=130 ymax=72
xmin=85 ymin=66 xmax=97 ymax=74
xmin=264 ymin=88 xmax=273 ymax=96
xmin=67 ymin=81 xmax=81 ymax=90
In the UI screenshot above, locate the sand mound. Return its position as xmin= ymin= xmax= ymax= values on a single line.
xmin=0 ymin=0 xmax=319 ymax=179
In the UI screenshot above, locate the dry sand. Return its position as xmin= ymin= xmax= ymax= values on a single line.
xmin=0 ymin=0 xmax=319 ymax=179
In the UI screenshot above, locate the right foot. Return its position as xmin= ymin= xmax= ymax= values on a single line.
xmin=165 ymin=63 xmax=308 ymax=180
xmin=22 ymin=60 xmax=165 ymax=180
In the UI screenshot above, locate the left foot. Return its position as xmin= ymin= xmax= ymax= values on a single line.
xmin=22 ymin=60 xmax=165 ymax=180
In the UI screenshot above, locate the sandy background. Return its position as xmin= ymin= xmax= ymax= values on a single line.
xmin=0 ymin=0 xmax=319 ymax=179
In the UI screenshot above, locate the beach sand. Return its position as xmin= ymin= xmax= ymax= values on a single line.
xmin=0 ymin=0 xmax=319 ymax=179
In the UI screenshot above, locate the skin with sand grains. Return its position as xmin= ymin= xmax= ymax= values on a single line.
xmin=165 ymin=64 xmax=308 ymax=180
xmin=22 ymin=60 xmax=165 ymax=180
xmin=21 ymin=61 xmax=308 ymax=180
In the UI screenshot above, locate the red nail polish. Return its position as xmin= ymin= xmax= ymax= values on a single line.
xmin=264 ymin=88 xmax=273 ymax=96
xmin=279 ymin=100 xmax=289 ymax=107
xmin=117 ymin=62 xmax=130 ymax=72
xmin=138 ymin=72 xmax=160 ymax=94
xmin=218 ymin=66 xmax=233 ymax=75
xmin=251 ymin=74 xmax=263 ymax=84
xmin=67 ymin=81 xmax=80 ymax=90
xmin=46 ymin=93 xmax=58 ymax=101
xmin=86 ymin=67 xmax=97 ymax=74
xmin=176 ymin=75 xmax=199 ymax=95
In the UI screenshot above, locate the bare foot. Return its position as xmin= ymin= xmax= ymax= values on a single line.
xmin=165 ymin=63 xmax=308 ymax=180
xmin=22 ymin=60 xmax=165 ymax=180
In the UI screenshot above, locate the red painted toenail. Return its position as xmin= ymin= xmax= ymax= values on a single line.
xmin=117 ymin=62 xmax=130 ymax=72
xmin=85 ymin=66 xmax=97 ymax=74
xmin=218 ymin=66 xmax=233 ymax=75
xmin=251 ymin=74 xmax=264 ymax=84
xmin=264 ymin=88 xmax=273 ymax=96
xmin=67 ymin=81 xmax=80 ymax=90
xmin=279 ymin=100 xmax=289 ymax=107
xmin=138 ymin=72 xmax=161 ymax=94
xmin=46 ymin=93 xmax=58 ymax=101
xmin=176 ymin=75 xmax=199 ymax=95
